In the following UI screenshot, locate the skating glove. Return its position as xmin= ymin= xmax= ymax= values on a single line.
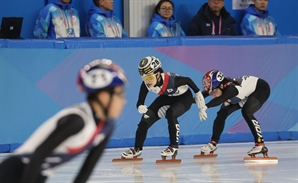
xmin=138 ymin=105 xmax=148 ymax=114
xmin=199 ymin=105 xmax=208 ymax=122
xmin=195 ymin=91 xmax=206 ymax=110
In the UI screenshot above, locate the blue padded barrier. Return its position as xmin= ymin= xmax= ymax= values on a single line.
xmin=181 ymin=36 xmax=279 ymax=46
xmin=5 ymin=39 xmax=65 ymax=49
xmin=2 ymin=132 xmax=297 ymax=152
xmin=62 ymin=37 xmax=182 ymax=49
xmin=0 ymin=36 xmax=292 ymax=49
xmin=0 ymin=39 xmax=6 ymax=47
xmin=106 ymin=132 xmax=298 ymax=148
xmin=0 ymin=144 xmax=21 ymax=153
xmin=0 ymin=36 xmax=297 ymax=153
xmin=287 ymin=35 xmax=298 ymax=44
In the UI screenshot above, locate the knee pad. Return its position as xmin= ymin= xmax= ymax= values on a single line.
xmin=165 ymin=103 xmax=185 ymax=119
xmin=242 ymin=97 xmax=261 ymax=115
xmin=241 ymin=105 xmax=257 ymax=118
xmin=140 ymin=108 xmax=158 ymax=127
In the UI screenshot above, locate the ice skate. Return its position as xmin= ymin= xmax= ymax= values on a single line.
xmin=161 ymin=146 xmax=178 ymax=159
xmin=244 ymin=143 xmax=278 ymax=164
xmin=247 ymin=143 xmax=268 ymax=158
xmin=194 ymin=141 xmax=218 ymax=158
xmin=112 ymin=148 xmax=143 ymax=162
xmin=156 ymin=146 xmax=181 ymax=163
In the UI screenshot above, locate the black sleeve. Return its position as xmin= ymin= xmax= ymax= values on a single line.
xmin=188 ymin=14 xmax=201 ymax=36
xmin=136 ymin=82 xmax=149 ymax=108
xmin=20 ymin=114 xmax=85 ymax=183
xmin=174 ymin=76 xmax=201 ymax=93
xmin=206 ymin=85 xmax=238 ymax=108
xmin=231 ymin=24 xmax=237 ymax=35
xmin=202 ymin=90 xmax=209 ymax=98
xmin=73 ymin=130 xmax=112 ymax=183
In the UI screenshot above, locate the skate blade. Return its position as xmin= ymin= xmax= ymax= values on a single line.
xmin=193 ymin=154 xmax=218 ymax=158
xmin=112 ymin=158 xmax=143 ymax=162
xmin=156 ymin=159 xmax=181 ymax=164
xmin=244 ymin=157 xmax=278 ymax=164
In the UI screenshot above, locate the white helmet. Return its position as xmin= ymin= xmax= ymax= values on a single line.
xmin=77 ymin=59 xmax=127 ymax=94
xmin=138 ymin=56 xmax=162 ymax=76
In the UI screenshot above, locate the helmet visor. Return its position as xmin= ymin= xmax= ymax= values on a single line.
xmin=141 ymin=74 xmax=157 ymax=81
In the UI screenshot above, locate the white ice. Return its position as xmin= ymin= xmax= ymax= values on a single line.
xmin=1 ymin=141 xmax=297 ymax=182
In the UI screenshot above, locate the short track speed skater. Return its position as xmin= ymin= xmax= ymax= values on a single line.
xmin=244 ymin=143 xmax=278 ymax=163
xmin=156 ymin=146 xmax=181 ymax=163
xmin=194 ymin=141 xmax=218 ymax=158
xmin=112 ymin=148 xmax=143 ymax=162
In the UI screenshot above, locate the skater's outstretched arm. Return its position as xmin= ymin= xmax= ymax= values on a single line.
xmin=73 ymin=131 xmax=111 ymax=183
xmin=174 ymin=76 xmax=201 ymax=93
xmin=206 ymin=85 xmax=238 ymax=108
xmin=136 ymin=82 xmax=149 ymax=108
xmin=20 ymin=114 xmax=84 ymax=183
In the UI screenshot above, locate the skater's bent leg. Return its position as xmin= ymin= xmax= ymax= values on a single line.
xmin=165 ymin=103 xmax=186 ymax=147
xmin=212 ymin=104 xmax=240 ymax=143
xmin=212 ymin=110 xmax=228 ymax=143
xmin=243 ymin=82 xmax=270 ymax=144
xmin=242 ymin=96 xmax=264 ymax=143
xmin=135 ymin=109 xmax=159 ymax=150
xmin=0 ymin=156 xmax=25 ymax=183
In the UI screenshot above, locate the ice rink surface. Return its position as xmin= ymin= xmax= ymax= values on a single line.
xmin=1 ymin=141 xmax=297 ymax=183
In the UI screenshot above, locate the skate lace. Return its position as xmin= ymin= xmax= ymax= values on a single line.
xmin=165 ymin=146 xmax=174 ymax=153
xmin=208 ymin=141 xmax=217 ymax=148
xmin=125 ymin=148 xmax=136 ymax=155
xmin=250 ymin=145 xmax=262 ymax=152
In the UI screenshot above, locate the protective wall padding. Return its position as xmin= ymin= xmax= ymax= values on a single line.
xmin=1 ymin=132 xmax=296 ymax=152
xmin=0 ymin=36 xmax=297 ymax=153
xmin=2 ymin=36 xmax=297 ymax=49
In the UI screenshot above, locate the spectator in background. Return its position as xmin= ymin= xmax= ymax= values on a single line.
xmin=33 ymin=0 xmax=80 ymax=39
xmin=146 ymin=0 xmax=185 ymax=37
xmin=87 ymin=0 xmax=127 ymax=38
xmin=188 ymin=0 xmax=237 ymax=36
xmin=241 ymin=0 xmax=280 ymax=36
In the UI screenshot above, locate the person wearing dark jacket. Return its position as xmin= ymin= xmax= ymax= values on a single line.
xmin=188 ymin=0 xmax=237 ymax=36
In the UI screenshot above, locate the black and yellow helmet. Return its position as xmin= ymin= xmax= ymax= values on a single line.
xmin=138 ymin=56 xmax=162 ymax=76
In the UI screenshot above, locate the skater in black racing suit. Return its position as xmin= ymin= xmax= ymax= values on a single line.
xmin=0 ymin=59 xmax=128 ymax=183
xmin=122 ymin=56 xmax=207 ymax=159
xmin=199 ymin=70 xmax=270 ymax=157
